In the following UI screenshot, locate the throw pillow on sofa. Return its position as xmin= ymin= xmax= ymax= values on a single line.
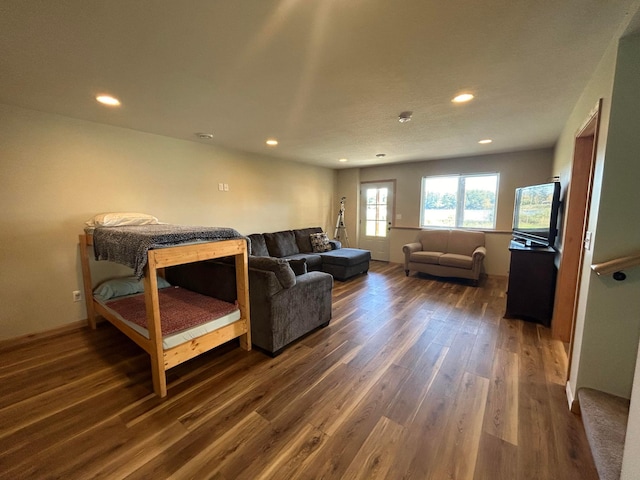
xmin=310 ymin=232 xmax=332 ymax=253
xmin=287 ymin=258 xmax=308 ymax=276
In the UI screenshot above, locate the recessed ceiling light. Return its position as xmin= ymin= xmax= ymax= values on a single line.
xmin=96 ymin=95 xmax=121 ymax=106
xmin=398 ymin=111 xmax=413 ymax=123
xmin=376 ymin=153 xmax=386 ymax=158
xmin=478 ymin=139 xmax=492 ymax=144
xmin=339 ymin=158 xmax=348 ymax=163
xmin=452 ymin=93 xmax=474 ymax=103
xmin=195 ymin=132 xmax=214 ymax=139
xmin=266 ymin=139 xmax=278 ymax=146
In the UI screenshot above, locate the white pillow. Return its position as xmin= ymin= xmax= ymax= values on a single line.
xmin=85 ymin=212 xmax=160 ymax=227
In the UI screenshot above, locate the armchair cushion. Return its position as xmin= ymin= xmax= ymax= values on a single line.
xmin=248 ymin=256 xmax=296 ymax=288
xmin=248 ymin=233 xmax=269 ymax=256
xmin=410 ymin=251 xmax=443 ymax=265
xmin=419 ymin=230 xmax=449 ymax=252
xmin=439 ymin=253 xmax=473 ymax=269
xmin=448 ymin=230 xmax=486 ymax=256
xmin=264 ymin=230 xmax=300 ymax=258
xmin=294 ymin=227 xmax=323 ymax=252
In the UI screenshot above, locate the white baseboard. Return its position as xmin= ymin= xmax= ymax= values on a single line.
xmin=566 ymin=381 xmax=581 ymax=413
xmin=566 ymin=381 xmax=574 ymax=408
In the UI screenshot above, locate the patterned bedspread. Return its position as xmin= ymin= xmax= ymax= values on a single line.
xmin=92 ymin=225 xmax=245 ymax=279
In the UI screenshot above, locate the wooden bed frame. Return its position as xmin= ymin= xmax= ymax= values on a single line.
xmin=79 ymin=233 xmax=251 ymax=398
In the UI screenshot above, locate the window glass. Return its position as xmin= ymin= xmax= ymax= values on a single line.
xmin=365 ymin=187 xmax=389 ymax=237
xmin=421 ymin=174 xmax=498 ymax=229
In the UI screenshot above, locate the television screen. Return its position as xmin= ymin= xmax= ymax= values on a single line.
xmin=512 ymin=182 xmax=561 ymax=247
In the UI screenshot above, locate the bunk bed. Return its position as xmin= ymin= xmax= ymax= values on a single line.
xmin=79 ymin=224 xmax=251 ymax=398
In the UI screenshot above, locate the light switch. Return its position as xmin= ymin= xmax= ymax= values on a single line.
xmin=584 ymin=231 xmax=593 ymax=250
xmin=396 ymin=213 xmax=402 ymax=220
xmin=218 ymin=183 xmax=224 ymax=191
xmin=224 ymin=183 xmax=229 ymax=191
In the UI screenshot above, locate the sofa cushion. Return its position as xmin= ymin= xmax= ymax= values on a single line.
xmin=310 ymin=232 xmax=332 ymax=252
xmin=248 ymin=256 xmax=296 ymax=288
xmin=285 ymin=253 xmax=323 ymax=270
xmin=319 ymin=248 xmax=371 ymax=267
xmin=438 ymin=253 xmax=473 ymax=269
xmin=418 ymin=230 xmax=449 ymax=253
xmin=294 ymin=227 xmax=323 ymax=252
xmin=410 ymin=251 xmax=443 ymax=265
xmin=448 ymin=230 xmax=485 ymax=256
xmin=264 ymin=230 xmax=300 ymax=258
xmin=287 ymin=258 xmax=308 ymax=276
xmin=248 ymin=233 xmax=269 ymax=256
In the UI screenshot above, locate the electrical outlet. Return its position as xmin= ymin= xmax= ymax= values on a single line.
xmin=224 ymin=183 xmax=229 ymax=191
xmin=72 ymin=290 xmax=82 ymax=302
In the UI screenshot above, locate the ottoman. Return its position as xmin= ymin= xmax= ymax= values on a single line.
xmin=320 ymin=248 xmax=371 ymax=281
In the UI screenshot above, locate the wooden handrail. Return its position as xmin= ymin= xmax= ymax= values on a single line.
xmin=591 ymin=252 xmax=640 ymax=276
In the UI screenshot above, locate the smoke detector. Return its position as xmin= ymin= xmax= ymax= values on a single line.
xmin=398 ymin=111 xmax=413 ymax=123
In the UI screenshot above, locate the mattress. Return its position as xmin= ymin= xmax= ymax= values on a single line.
xmin=102 ymin=286 xmax=241 ymax=350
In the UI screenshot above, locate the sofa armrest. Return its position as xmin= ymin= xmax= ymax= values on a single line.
xmin=471 ymin=246 xmax=487 ymax=275
xmin=472 ymin=245 xmax=487 ymax=260
xmin=402 ymin=242 xmax=422 ymax=273
xmin=402 ymin=242 xmax=422 ymax=255
xmin=329 ymin=239 xmax=342 ymax=250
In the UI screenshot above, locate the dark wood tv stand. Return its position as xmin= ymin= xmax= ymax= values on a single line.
xmin=504 ymin=240 xmax=557 ymax=327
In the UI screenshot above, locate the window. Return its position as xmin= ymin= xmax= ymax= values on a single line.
xmin=364 ymin=186 xmax=388 ymax=237
xmin=420 ymin=173 xmax=499 ymax=229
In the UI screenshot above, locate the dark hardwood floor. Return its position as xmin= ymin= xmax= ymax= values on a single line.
xmin=0 ymin=261 xmax=598 ymax=479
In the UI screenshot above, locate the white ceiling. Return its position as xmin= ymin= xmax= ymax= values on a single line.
xmin=1 ymin=1 xmax=637 ymax=168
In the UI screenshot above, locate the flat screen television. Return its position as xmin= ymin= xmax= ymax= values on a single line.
xmin=512 ymin=181 xmax=561 ymax=248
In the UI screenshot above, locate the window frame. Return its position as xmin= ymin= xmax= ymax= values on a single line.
xmin=419 ymin=173 xmax=500 ymax=230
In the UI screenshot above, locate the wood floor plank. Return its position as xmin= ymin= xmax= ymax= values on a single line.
xmin=517 ymin=321 xmax=557 ymax=480
xmin=0 ymin=262 xmax=599 ymax=479
xmin=483 ymin=347 xmax=519 ymax=445
xmin=295 ymin=363 xmax=411 ymax=479
xmin=385 ymin=341 xmax=448 ymax=427
xmin=428 ymin=372 xmax=490 ymax=480
xmin=467 ymin=320 xmax=499 ymax=378
xmin=538 ymin=324 xmax=569 ymax=386
xmin=473 ymin=431 xmax=518 ymax=480
xmin=341 ymin=416 xmax=405 ymax=480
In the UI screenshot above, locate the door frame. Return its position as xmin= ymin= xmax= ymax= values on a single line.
xmin=552 ymin=100 xmax=601 ymax=375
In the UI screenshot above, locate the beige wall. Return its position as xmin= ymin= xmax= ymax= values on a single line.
xmin=0 ymin=103 xmax=336 ymax=340
xmin=548 ymin=16 xmax=640 ymax=478
xmin=557 ymin=31 xmax=640 ymax=402
xmin=337 ymin=148 xmax=554 ymax=275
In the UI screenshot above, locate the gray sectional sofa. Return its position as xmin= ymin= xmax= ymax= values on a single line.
xmin=249 ymin=227 xmax=371 ymax=281
xmin=166 ymin=227 xmax=370 ymax=356
xmin=166 ymin=254 xmax=333 ymax=356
